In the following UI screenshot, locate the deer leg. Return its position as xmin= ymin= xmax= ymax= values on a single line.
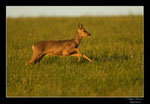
xmin=34 ymin=54 xmax=45 ymax=64
xmin=75 ymin=48 xmax=82 ymax=62
xmin=25 ymin=54 xmax=38 ymax=66
xmin=71 ymin=53 xmax=82 ymax=62
xmin=70 ymin=48 xmax=82 ymax=62
xmin=75 ymin=48 xmax=92 ymax=62
xmin=71 ymin=53 xmax=92 ymax=62
xmin=25 ymin=52 xmax=43 ymax=66
xmin=82 ymin=54 xmax=92 ymax=62
xmin=69 ymin=48 xmax=91 ymax=62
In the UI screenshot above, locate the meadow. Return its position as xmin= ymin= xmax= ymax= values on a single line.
xmin=7 ymin=15 xmax=143 ymax=97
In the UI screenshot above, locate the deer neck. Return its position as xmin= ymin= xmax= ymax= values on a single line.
xmin=73 ymin=31 xmax=82 ymax=46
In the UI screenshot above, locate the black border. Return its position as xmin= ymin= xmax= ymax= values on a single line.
xmin=1 ymin=0 xmax=145 ymax=104
xmin=1 ymin=3 xmax=6 ymax=104
xmin=2 ymin=0 xmax=144 ymax=6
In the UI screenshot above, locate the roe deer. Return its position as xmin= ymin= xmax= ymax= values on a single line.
xmin=25 ymin=23 xmax=92 ymax=66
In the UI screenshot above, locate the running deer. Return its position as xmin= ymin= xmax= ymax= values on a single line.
xmin=25 ymin=23 xmax=92 ymax=66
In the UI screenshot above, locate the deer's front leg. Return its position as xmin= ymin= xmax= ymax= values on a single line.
xmin=71 ymin=48 xmax=92 ymax=62
xmin=75 ymin=48 xmax=82 ymax=62
xmin=69 ymin=48 xmax=82 ymax=62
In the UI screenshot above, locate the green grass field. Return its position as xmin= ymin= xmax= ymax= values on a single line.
xmin=7 ymin=15 xmax=143 ymax=97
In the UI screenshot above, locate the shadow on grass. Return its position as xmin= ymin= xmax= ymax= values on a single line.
xmin=43 ymin=55 xmax=91 ymax=65
xmin=37 ymin=53 xmax=129 ymax=65
xmin=92 ymin=53 xmax=129 ymax=63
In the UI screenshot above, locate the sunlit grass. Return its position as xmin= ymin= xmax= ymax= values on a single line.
xmin=7 ymin=15 xmax=143 ymax=97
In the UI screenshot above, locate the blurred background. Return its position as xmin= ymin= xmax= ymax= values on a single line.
xmin=6 ymin=6 xmax=143 ymax=18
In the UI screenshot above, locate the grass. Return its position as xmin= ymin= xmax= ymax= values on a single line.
xmin=6 ymin=15 xmax=143 ymax=97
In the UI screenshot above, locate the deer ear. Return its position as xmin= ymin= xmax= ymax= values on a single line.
xmin=78 ymin=22 xmax=83 ymax=29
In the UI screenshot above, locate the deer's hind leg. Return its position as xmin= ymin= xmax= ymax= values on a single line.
xmin=25 ymin=46 xmax=44 ymax=66
xmin=25 ymin=52 xmax=45 ymax=66
xmin=25 ymin=54 xmax=38 ymax=66
xmin=34 ymin=54 xmax=45 ymax=64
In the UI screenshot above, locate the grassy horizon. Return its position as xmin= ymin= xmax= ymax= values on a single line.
xmin=7 ymin=15 xmax=143 ymax=97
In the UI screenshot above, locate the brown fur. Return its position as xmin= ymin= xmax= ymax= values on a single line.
xmin=25 ymin=23 xmax=92 ymax=66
